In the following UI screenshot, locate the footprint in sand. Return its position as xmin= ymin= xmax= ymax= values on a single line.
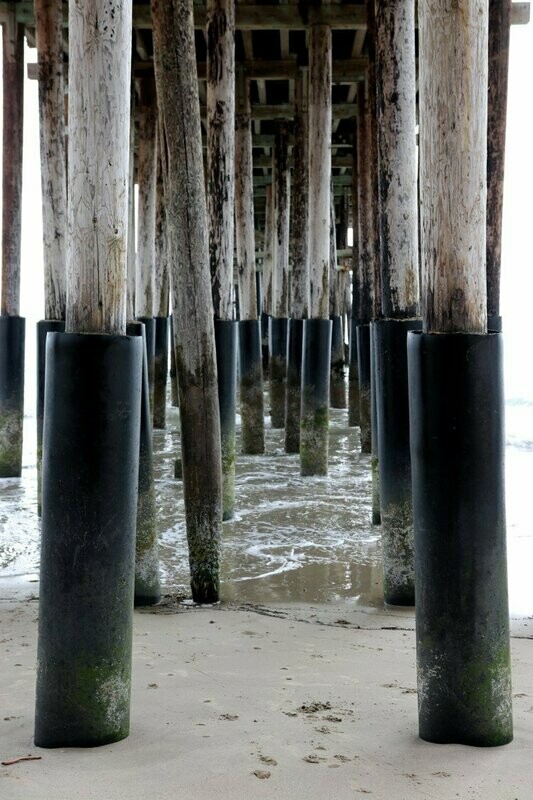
xmin=252 ymin=770 xmax=271 ymax=780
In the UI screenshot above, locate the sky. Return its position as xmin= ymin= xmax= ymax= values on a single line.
xmin=0 ymin=15 xmax=532 ymax=412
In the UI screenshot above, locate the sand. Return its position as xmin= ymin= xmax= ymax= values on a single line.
xmin=1 ymin=587 xmax=532 ymax=800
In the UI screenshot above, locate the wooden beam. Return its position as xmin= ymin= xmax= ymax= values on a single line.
xmin=201 ymin=102 xmax=357 ymax=121
xmin=253 ymin=154 xmax=352 ymax=168
xmin=7 ymin=2 xmax=368 ymax=29
xmin=511 ymin=2 xmax=530 ymax=23
xmin=10 ymin=1 xmax=530 ymax=29
xmin=253 ymin=174 xmax=352 ymax=188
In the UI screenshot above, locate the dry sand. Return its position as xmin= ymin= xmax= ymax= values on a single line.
xmin=1 ymin=587 xmax=532 ymax=800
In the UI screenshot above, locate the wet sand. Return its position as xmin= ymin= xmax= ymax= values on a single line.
xmin=1 ymin=592 xmax=533 ymax=800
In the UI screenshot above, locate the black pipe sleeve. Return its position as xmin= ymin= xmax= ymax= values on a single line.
xmin=37 ymin=320 xmax=65 ymax=514
xmin=408 ymin=330 xmax=512 ymax=746
xmin=330 ymin=315 xmax=346 ymax=409
xmin=300 ymin=318 xmax=332 ymax=476
xmin=374 ymin=319 xmax=422 ymax=603
xmin=285 ymin=318 xmax=304 ymax=453
xmin=137 ymin=316 xmax=155 ymax=417
xmin=35 ymin=331 xmax=142 ymax=748
xmin=153 ymin=316 xmax=169 ymax=429
xmin=268 ymin=317 xmax=288 ymax=429
xmin=0 ymin=316 xmax=25 ymax=477
xmin=370 ymin=323 xmax=381 ymax=526
xmin=215 ymin=319 xmax=238 ymax=521
xmin=356 ymin=323 xmax=371 ymax=453
xmin=127 ymin=322 xmax=161 ymax=606
xmin=238 ymin=318 xmax=265 ymax=455
xmin=348 ymin=316 xmax=360 ymax=427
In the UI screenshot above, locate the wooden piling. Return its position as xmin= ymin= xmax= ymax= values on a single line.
xmin=152 ymin=0 xmax=222 ymax=601
xmin=135 ymin=78 xmax=157 ymax=324
xmin=2 ymin=8 xmax=24 ymax=318
xmin=366 ymin=0 xmax=381 ymax=321
xmin=348 ymin=131 xmax=361 ymax=428
xmin=374 ymin=0 xmax=419 ymax=604
xmin=376 ymin=0 xmax=419 ymax=319
xmin=487 ymin=0 xmax=511 ymax=321
xmin=35 ymin=0 xmax=67 ymax=322
xmin=329 ymin=194 xmax=346 ymax=409
xmin=308 ymin=25 xmax=331 ymax=323
xmin=65 ymin=0 xmax=131 ymax=334
xmin=207 ymin=0 xmax=235 ymax=322
xmin=153 ymin=140 xmax=169 ymax=429
xmin=235 ymin=72 xmax=265 ymax=454
xmin=290 ymin=68 xmax=310 ymax=323
xmin=355 ymin=85 xmax=373 ymax=454
xmin=35 ymin=0 xmax=141 ymax=748
xmin=285 ymin=67 xmax=309 ymax=453
xmin=268 ymin=120 xmax=290 ymax=429
xmin=410 ymin=0 xmax=512 ymax=746
xmin=127 ymin=88 xmax=136 ymax=322
xmin=235 ymin=74 xmax=257 ymax=323
xmin=272 ymin=121 xmax=290 ymax=321
xmin=207 ymin=0 xmax=237 ymax=520
xmin=300 ymin=20 xmax=333 ymax=476
xmin=419 ymin=3 xmax=487 ymax=335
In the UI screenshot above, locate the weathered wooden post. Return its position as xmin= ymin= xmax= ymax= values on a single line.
xmin=126 ymin=91 xmax=160 ymax=604
xmin=486 ymin=0 xmax=511 ymax=331
xmin=355 ymin=84 xmax=374 ymax=455
xmin=169 ymin=313 xmax=179 ymax=406
xmin=366 ymin=0 xmax=382 ymax=525
xmin=235 ymin=71 xmax=265 ymax=455
xmin=269 ymin=121 xmax=290 ymax=429
xmin=285 ymin=67 xmax=309 ymax=453
xmin=329 ymin=194 xmax=346 ymax=409
xmin=300 ymin=19 xmax=333 ymax=476
xmin=408 ymin=0 xmax=512 ymax=745
xmin=348 ymin=136 xmax=361 ymax=428
xmin=127 ymin=320 xmax=160 ymax=606
xmin=261 ymin=184 xmax=274 ymax=371
xmin=34 ymin=0 xmax=67 ymax=512
xmin=373 ymin=0 xmax=420 ymax=604
xmin=127 ymin=87 xmax=136 ymax=322
xmin=136 ymin=77 xmax=157 ymax=414
xmin=207 ymin=0 xmax=237 ymax=520
xmin=153 ymin=0 xmax=222 ymax=601
xmin=35 ymin=0 xmax=142 ymax=747
xmin=153 ymin=144 xmax=169 ymax=429
xmin=0 ymin=7 xmax=25 ymax=478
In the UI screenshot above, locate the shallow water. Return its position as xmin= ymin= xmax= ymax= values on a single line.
xmin=1 ymin=394 xmax=532 ymax=616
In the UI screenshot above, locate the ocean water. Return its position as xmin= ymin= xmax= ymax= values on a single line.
xmin=0 ymin=387 xmax=532 ymax=617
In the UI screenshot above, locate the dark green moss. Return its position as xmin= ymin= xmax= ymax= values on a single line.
xmin=300 ymin=405 xmax=329 ymax=476
xmin=221 ymin=432 xmax=236 ymax=521
xmin=35 ymin=646 xmax=132 ymax=747
xmin=240 ymin=365 xmax=265 ymax=454
xmin=0 ymin=409 xmax=23 ymax=477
